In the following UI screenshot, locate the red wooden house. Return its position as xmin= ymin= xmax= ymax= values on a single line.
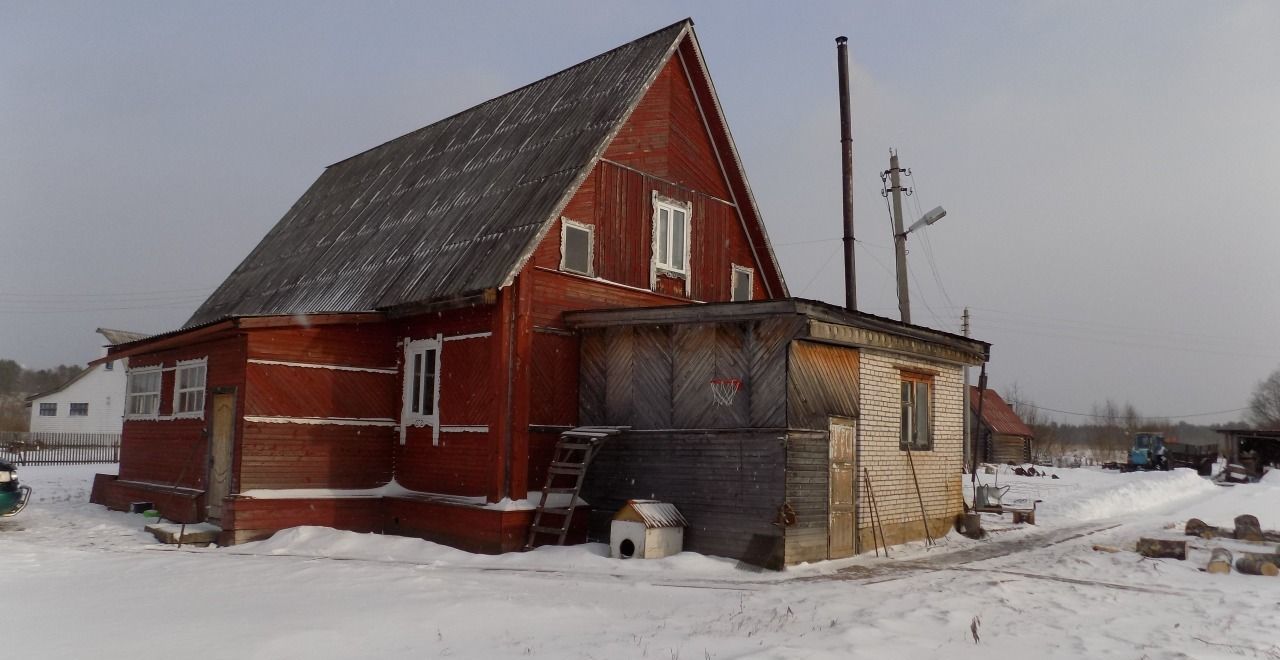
xmin=90 ymin=19 xmax=788 ymax=552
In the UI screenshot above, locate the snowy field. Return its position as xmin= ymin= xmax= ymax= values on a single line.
xmin=2 ymin=465 xmax=1279 ymax=659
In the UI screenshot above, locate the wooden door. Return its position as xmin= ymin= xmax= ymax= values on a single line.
xmin=207 ymin=392 xmax=235 ymax=522
xmin=829 ymin=418 xmax=856 ymax=558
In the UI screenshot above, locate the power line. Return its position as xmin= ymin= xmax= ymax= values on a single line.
xmin=1006 ymin=399 xmax=1249 ymax=421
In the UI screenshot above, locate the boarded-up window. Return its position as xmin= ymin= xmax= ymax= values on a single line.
xmin=900 ymin=371 xmax=933 ymax=451
xmin=560 ymin=219 xmax=594 ymax=276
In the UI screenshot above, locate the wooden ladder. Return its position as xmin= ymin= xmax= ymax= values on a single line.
xmin=524 ymin=426 xmax=625 ymax=550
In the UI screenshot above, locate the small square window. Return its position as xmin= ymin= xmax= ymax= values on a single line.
xmin=104 ymin=361 xmax=114 ymax=371
xmin=69 ymin=403 xmax=89 ymax=416
xmin=39 ymin=403 xmax=57 ymax=417
xmin=174 ymin=361 xmax=207 ymax=417
xmin=560 ymin=219 xmax=594 ymax=276
xmin=731 ymin=265 xmax=754 ymax=302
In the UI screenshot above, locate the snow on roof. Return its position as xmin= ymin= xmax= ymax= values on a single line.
xmin=96 ymin=327 xmax=150 ymax=345
xmin=615 ymin=500 xmax=688 ymax=528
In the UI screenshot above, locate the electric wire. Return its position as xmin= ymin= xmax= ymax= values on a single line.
xmin=1005 ymin=400 xmax=1249 ymax=421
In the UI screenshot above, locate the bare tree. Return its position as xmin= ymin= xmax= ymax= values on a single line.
xmin=1248 ymin=367 xmax=1280 ymax=428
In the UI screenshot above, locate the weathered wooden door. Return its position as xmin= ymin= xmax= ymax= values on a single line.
xmin=828 ymin=418 xmax=856 ymax=558
xmin=206 ymin=392 xmax=235 ymax=522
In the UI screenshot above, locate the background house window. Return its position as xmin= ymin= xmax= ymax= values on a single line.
xmin=653 ymin=197 xmax=690 ymax=275
xmin=39 ymin=403 xmax=56 ymax=417
xmin=126 ymin=369 xmax=162 ymax=417
xmin=104 ymin=361 xmax=114 ymax=371
xmin=560 ymin=219 xmax=594 ymax=276
xmin=69 ymin=403 xmax=89 ymax=416
xmin=403 ymin=337 xmax=441 ymax=431
xmin=174 ymin=360 xmax=207 ymax=416
xmin=731 ymin=264 xmax=754 ymax=302
xmin=900 ymin=372 xmax=933 ymax=451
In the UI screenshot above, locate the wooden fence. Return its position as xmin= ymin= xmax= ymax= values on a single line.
xmin=0 ymin=431 xmax=121 ymax=465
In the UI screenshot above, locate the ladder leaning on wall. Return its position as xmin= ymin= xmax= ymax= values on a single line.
xmin=524 ymin=426 xmax=626 ymax=550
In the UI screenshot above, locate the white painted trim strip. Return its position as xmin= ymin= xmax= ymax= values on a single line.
xmin=442 ymin=332 xmax=492 ymax=342
xmin=441 ymin=425 xmax=488 ymax=433
xmin=244 ymin=415 xmax=398 ymax=427
xmin=248 ymin=358 xmax=398 ymax=374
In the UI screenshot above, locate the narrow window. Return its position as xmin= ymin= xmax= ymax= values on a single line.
xmin=69 ymin=403 xmax=89 ymax=416
xmin=126 ymin=368 xmax=162 ymax=418
xmin=39 ymin=403 xmax=57 ymax=417
xmin=402 ymin=337 xmax=441 ymax=434
xmin=900 ymin=372 xmax=934 ymax=451
xmin=731 ymin=264 xmax=754 ymax=302
xmin=104 ymin=360 xmax=114 ymax=371
xmin=652 ymin=195 xmax=691 ymax=277
xmin=560 ymin=219 xmax=594 ymax=276
xmin=173 ymin=360 xmax=207 ymax=417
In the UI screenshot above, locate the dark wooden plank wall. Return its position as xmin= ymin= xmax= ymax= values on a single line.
xmin=787 ymin=340 xmax=860 ymax=432
xmin=119 ymin=334 xmax=246 ymax=490
xmin=247 ymin=323 xmax=395 ymax=368
xmin=579 ymin=317 xmax=800 ymax=429
xmin=784 ymin=430 xmax=831 ymax=565
xmin=581 ymin=429 xmax=788 ymax=568
xmin=238 ymin=422 xmax=395 ymax=490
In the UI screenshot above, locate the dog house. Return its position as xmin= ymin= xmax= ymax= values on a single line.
xmin=610 ymin=500 xmax=687 ymax=559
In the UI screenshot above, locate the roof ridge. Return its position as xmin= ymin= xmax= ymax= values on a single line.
xmin=326 ymin=18 xmax=693 ymax=170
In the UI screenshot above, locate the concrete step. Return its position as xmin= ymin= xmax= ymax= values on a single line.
xmin=146 ymin=522 xmax=222 ymax=546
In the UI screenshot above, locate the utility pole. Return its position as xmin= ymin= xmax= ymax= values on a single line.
xmin=886 ymin=150 xmax=910 ymax=323
xmin=962 ymin=307 xmax=971 ymax=473
xmin=836 ymin=36 xmax=856 ymax=312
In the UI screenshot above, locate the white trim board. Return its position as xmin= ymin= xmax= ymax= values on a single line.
xmin=248 ymin=359 xmax=398 ymax=374
xmin=244 ymin=415 xmax=398 ymax=427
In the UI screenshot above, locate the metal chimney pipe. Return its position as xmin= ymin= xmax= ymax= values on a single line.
xmin=836 ymin=36 xmax=856 ymax=312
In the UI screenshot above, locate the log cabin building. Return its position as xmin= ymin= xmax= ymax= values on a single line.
xmin=90 ymin=19 xmax=990 ymax=566
xmin=969 ymin=387 xmax=1035 ymax=465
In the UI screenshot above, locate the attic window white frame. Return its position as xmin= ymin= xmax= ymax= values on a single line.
xmin=731 ymin=264 xmax=754 ymax=302
xmin=402 ymin=336 xmax=442 ymax=445
xmin=559 ymin=218 xmax=595 ymax=276
xmin=172 ymin=358 xmax=208 ymax=419
xmin=125 ymin=366 xmax=163 ymax=420
xmin=650 ymin=192 xmax=692 ymax=293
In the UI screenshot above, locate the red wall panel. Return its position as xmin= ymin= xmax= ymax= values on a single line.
xmin=238 ymin=421 xmax=394 ymax=490
xmin=396 ymin=428 xmax=493 ymax=496
xmin=244 ymin=363 xmax=397 ymax=420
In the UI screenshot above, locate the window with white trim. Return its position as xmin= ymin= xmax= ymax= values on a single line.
xmin=126 ymin=368 xmax=162 ymax=418
xmin=39 ymin=403 xmax=56 ymax=417
xmin=173 ymin=360 xmax=207 ymax=417
xmin=560 ymin=218 xmax=594 ymax=276
xmin=402 ymin=337 xmax=441 ymax=432
xmin=731 ymin=264 xmax=754 ymax=302
xmin=652 ymin=195 xmax=691 ymax=276
xmin=900 ymin=371 xmax=933 ymax=451
xmin=69 ymin=402 xmax=89 ymax=416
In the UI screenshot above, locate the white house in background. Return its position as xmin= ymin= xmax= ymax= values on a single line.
xmin=25 ymin=328 xmax=148 ymax=434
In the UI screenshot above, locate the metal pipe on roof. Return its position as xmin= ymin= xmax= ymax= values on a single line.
xmin=837 ymin=36 xmax=856 ymax=312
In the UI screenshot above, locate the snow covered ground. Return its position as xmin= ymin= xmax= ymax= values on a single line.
xmin=2 ymin=465 xmax=1278 ymax=659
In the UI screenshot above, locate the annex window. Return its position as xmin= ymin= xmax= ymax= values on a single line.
xmin=900 ymin=371 xmax=933 ymax=451
xmin=560 ymin=218 xmax=594 ymax=276
xmin=652 ymin=194 xmax=692 ymax=277
xmin=69 ymin=403 xmax=89 ymax=416
xmin=173 ymin=359 xmax=207 ymax=417
xmin=39 ymin=403 xmax=56 ymax=417
xmin=402 ymin=337 xmax=441 ymax=435
xmin=104 ymin=360 xmax=114 ymax=371
xmin=731 ymin=264 xmax=754 ymax=302
xmin=126 ymin=368 xmax=162 ymax=418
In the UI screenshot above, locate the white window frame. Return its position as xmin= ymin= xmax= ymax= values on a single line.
xmin=559 ymin=218 xmax=595 ymax=276
xmin=172 ymin=358 xmax=208 ymax=419
xmin=650 ymin=192 xmax=693 ymax=291
xmin=731 ymin=264 xmax=754 ymax=302
xmin=402 ymin=336 xmax=442 ymax=445
xmin=38 ymin=402 xmax=57 ymax=417
xmin=125 ymin=366 xmax=163 ymax=419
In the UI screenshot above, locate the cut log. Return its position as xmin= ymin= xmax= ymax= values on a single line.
xmin=1184 ymin=518 xmax=1221 ymax=539
xmin=1091 ymin=544 xmax=1123 ymax=553
xmin=1234 ymin=515 xmax=1265 ymax=542
xmin=1137 ymin=538 xmax=1187 ymax=560
xmin=1234 ymin=553 xmax=1280 ymax=576
xmin=1206 ymin=548 xmax=1233 ymax=574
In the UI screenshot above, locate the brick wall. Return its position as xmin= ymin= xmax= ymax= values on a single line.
xmin=856 ymin=349 xmax=965 ymax=547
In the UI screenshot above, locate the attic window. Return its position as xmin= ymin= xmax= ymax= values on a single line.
xmin=731 ymin=264 xmax=754 ymax=302
xmin=560 ymin=219 xmax=594 ymax=276
xmin=652 ymin=194 xmax=691 ymax=277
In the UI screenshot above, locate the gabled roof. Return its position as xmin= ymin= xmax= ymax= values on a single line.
xmin=613 ymin=499 xmax=688 ymax=528
xmin=970 ymin=387 xmax=1034 ymax=439
xmin=189 ymin=19 xmax=767 ymax=327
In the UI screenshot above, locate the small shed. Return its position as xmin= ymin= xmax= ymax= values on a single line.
xmin=611 ymin=500 xmax=688 ymax=559
xmin=969 ymin=387 xmax=1035 ymax=464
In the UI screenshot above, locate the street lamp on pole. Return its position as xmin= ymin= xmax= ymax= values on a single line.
xmin=892 ymin=203 xmax=946 ymax=325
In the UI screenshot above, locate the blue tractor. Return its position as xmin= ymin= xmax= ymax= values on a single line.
xmin=1125 ymin=432 xmax=1170 ymax=472
xmin=0 ymin=460 xmax=31 ymax=517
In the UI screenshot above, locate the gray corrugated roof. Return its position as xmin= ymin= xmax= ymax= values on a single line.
xmin=96 ymin=328 xmax=149 ymax=345
xmin=187 ymin=20 xmax=691 ymax=327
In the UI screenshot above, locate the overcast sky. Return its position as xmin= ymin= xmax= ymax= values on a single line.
xmin=3 ymin=2 xmax=1277 ymax=424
